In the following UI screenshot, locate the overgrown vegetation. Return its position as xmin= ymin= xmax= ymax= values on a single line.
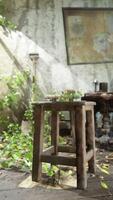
xmin=0 ymin=125 xmax=33 ymax=171
xmin=0 ymin=70 xmax=30 ymax=109
xmin=58 ymin=89 xmax=82 ymax=102
xmin=0 ymin=87 xmax=78 ymax=174
xmin=0 ymin=70 xmax=33 ymax=171
xmin=0 ymin=70 xmax=40 ymax=173
xmin=0 ymin=0 xmax=17 ymax=30
xmin=0 ymin=70 xmax=31 ymax=131
xmin=0 ymin=15 xmax=16 ymax=30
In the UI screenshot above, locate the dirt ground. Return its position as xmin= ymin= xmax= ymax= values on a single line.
xmin=0 ymin=149 xmax=113 ymax=200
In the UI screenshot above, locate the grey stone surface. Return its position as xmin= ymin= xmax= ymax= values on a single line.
xmin=0 ymin=167 xmax=113 ymax=200
xmin=0 ymin=149 xmax=113 ymax=200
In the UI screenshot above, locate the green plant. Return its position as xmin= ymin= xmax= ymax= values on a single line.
xmin=43 ymin=164 xmax=59 ymax=177
xmin=43 ymin=111 xmax=51 ymax=148
xmin=0 ymin=70 xmax=31 ymax=132
xmin=0 ymin=70 xmax=30 ymax=109
xmin=58 ymin=89 xmax=82 ymax=102
xmin=97 ymin=163 xmax=109 ymax=189
xmin=0 ymin=123 xmax=33 ymax=171
xmin=0 ymin=111 xmax=51 ymax=172
xmin=59 ymin=135 xmax=67 ymax=145
xmin=24 ymin=104 xmax=33 ymax=121
xmin=0 ymin=15 xmax=17 ymax=30
xmin=0 ymin=69 xmax=45 ymax=172
xmin=42 ymin=163 xmax=60 ymax=185
xmin=4 ymin=123 xmax=21 ymax=135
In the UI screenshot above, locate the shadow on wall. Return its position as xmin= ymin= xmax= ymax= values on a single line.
xmin=0 ymin=27 xmax=33 ymax=130
xmin=0 ymin=26 xmax=75 ymax=94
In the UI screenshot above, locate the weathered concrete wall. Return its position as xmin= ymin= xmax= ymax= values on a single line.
xmin=2 ymin=0 xmax=113 ymax=94
xmin=0 ymin=42 xmax=14 ymax=76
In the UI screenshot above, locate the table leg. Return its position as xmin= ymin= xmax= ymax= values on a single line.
xmin=75 ymin=106 xmax=87 ymax=189
xmin=86 ymin=109 xmax=96 ymax=174
xmin=32 ymin=105 xmax=44 ymax=181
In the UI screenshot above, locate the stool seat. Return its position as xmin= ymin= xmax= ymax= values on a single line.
xmin=32 ymin=101 xmax=96 ymax=189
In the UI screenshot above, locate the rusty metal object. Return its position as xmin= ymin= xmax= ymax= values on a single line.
xmin=99 ymin=82 xmax=108 ymax=92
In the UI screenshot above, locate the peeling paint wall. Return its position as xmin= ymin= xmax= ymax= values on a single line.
xmin=2 ymin=0 xmax=113 ymax=93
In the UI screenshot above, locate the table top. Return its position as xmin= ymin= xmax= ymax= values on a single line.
xmin=32 ymin=101 xmax=96 ymax=111
xmin=82 ymin=92 xmax=113 ymax=101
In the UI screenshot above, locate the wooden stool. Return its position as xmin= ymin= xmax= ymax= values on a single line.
xmin=32 ymin=101 xmax=96 ymax=189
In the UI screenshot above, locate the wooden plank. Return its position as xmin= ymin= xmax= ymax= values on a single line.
xmin=33 ymin=101 xmax=96 ymax=111
xmin=32 ymin=105 xmax=44 ymax=182
xmin=86 ymin=149 xmax=93 ymax=162
xmin=86 ymin=109 xmax=96 ymax=174
xmin=58 ymin=145 xmax=76 ymax=153
xmin=43 ymin=146 xmax=54 ymax=155
xmin=51 ymin=110 xmax=59 ymax=154
xmin=41 ymin=154 xmax=77 ymax=166
xmin=75 ymin=106 xmax=87 ymax=189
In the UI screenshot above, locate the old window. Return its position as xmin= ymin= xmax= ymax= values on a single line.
xmin=63 ymin=8 xmax=113 ymax=65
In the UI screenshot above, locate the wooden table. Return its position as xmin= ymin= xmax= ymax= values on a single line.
xmin=82 ymin=92 xmax=113 ymax=132
xmin=32 ymin=101 xmax=96 ymax=189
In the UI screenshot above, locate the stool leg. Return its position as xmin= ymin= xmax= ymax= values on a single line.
xmin=70 ymin=111 xmax=76 ymax=147
xmin=51 ymin=110 xmax=59 ymax=155
xmin=86 ymin=109 xmax=96 ymax=174
xmin=32 ymin=105 xmax=44 ymax=182
xmin=75 ymin=106 xmax=87 ymax=189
